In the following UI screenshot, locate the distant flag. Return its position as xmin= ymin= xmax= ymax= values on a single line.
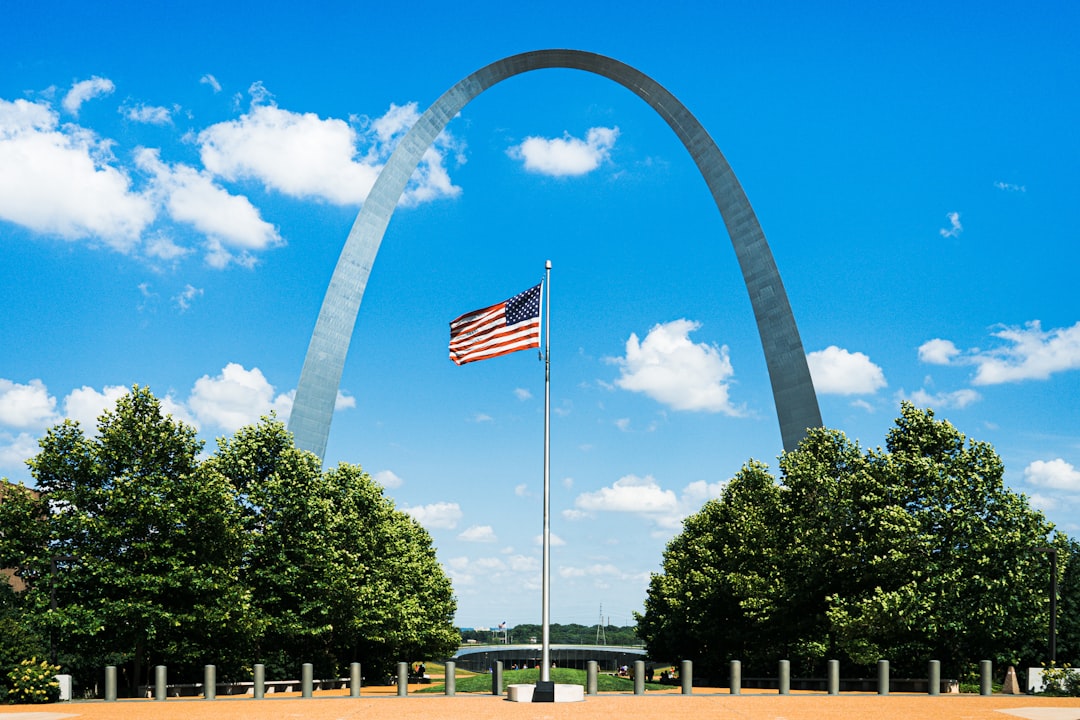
xmin=498 ymin=621 xmax=507 ymax=629
xmin=449 ymin=283 xmax=543 ymax=365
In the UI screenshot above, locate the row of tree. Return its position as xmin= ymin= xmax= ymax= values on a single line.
xmin=459 ymin=623 xmax=642 ymax=646
xmin=636 ymin=403 xmax=1079 ymax=680
xmin=0 ymin=387 xmax=459 ymax=695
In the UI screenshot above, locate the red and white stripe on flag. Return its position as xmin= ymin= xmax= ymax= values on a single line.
xmin=449 ymin=282 xmax=542 ymax=365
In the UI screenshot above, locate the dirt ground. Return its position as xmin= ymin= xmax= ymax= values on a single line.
xmin=2 ymin=687 xmax=1080 ymax=720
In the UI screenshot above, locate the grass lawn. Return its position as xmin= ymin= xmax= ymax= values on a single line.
xmin=418 ymin=667 xmax=671 ymax=693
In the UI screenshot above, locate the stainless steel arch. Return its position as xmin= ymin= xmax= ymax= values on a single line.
xmin=288 ymin=49 xmax=822 ymax=459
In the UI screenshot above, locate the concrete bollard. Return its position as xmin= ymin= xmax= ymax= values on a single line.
xmin=980 ymin=660 xmax=992 ymax=696
xmin=680 ymin=660 xmax=693 ymax=694
xmin=105 ymin=666 xmax=117 ymax=702
xmin=444 ymin=661 xmax=455 ymax=696
xmin=779 ymin=659 xmax=790 ymax=695
xmin=253 ymin=664 xmax=265 ymax=699
xmin=877 ymin=660 xmax=889 ymax=695
xmin=586 ymin=661 xmax=598 ymax=695
xmin=397 ymin=662 xmax=409 ymax=697
xmin=350 ymin=662 xmax=362 ymax=697
xmin=491 ymin=660 xmax=503 ymax=696
xmin=302 ymin=663 xmax=313 ymax=698
xmin=634 ymin=660 xmax=645 ymax=695
xmin=928 ymin=660 xmax=940 ymax=696
xmin=730 ymin=659 xmax=741 ymax=695
xmin=154 ymin=665 xmax=167 ymax=701
xmin=204 ymin=664 xmax=216 ymax=700
xmin=828 ymin=659 xmax=839 ymax=695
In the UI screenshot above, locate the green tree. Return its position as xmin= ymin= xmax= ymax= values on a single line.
xmin=22 ymin=386 xmax=252 ymax=693
xmin=637 ymin=403 xmax=1060 ymax=679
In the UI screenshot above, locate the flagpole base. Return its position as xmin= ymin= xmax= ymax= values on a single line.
xmin=506 ymin=683 xmax=584 ymax=703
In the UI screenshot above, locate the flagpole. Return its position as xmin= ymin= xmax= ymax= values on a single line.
xmin=540 ymin=259 xmax=552 ymax=685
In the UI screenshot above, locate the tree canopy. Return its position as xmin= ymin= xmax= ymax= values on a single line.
xmin=636 ymin=403 xmax=1069 ymax=679
xmin=0 ymin=386 xmax=458 ymax=695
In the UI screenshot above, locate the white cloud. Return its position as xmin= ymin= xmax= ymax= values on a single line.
xmin=459 ymin=525 xmax=498 ymax=543
xmin=63 ymin=384 xmax=129 ymax=429
xmin=918 ymin=338 xmax=961 ymax=365
xmin=124 ymin=103 xmax=173 ymax=125
xmin=994 ymin=181 xmax=1026 ymax=192
xmin=373 ymin=470 xmax=403 ymax=488
xmin=971 ymin=321 xmax=1080 ymax=385
xmin=0 ymin=431 xmax=38 ymax=474
xmin=173 ymin=284 xmax=203 ymax=312
xmin=0 ymin=98 xmax=155 ymax=249
xmin=187 ymin=363 xmax=292 ymax=432
xmin=136 ymin=147 xmax=281 ymax=260
xmin=403 ymin=501 xmax=462 ymax=529
xmin=561 ymin=508 xmax=591 ymax=521
xmin=1024 ymin=459 xmax=1080 ymax=492
xmin=611 ymin=319 xmax=741 ymax=414
xmin=514 ymin=483 xmax=529 ymax=497
xmin=514 ymin=387 xmax=532 ymax=401
xmin=807 ymin=346 xmax=887 ymax=395
xmin=62 ymin=76 xmax=115 ymax=115
xmin=940 ymin=211 xmax=962 ymax=238
xmin=533 ymin=533 xmax=566 ymax=547
xmin=508 ymin=126 xmax=619 ymax=177
xmin=200 ymin=74 xmax=222 ymax=93
xmin=197 ymin=91 xmax=460 ymax=207
xmin=615 ymin=417 xmax=631 ymax=432
xmin=902 ymin=387 xmax=980 ymax=410
xmin=575 ymin=474 xmax=678 ymax=514
xmin=0 ymin=379 xmax=59 ymax=429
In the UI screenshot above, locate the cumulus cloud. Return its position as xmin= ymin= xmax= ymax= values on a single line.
xmin=1024 ymin=459 xmax=1080 ymax=491
xmin=172 ymin=284 xmax=203 ymax=312
xmin=403 ymin=501 xmax=462 ymax=529
xmin=0 ymin=379 xmax=59 ymax=429
xmin=514 ymin=387 xmax=532 ymax=401
xmin=508 ymin=126 xmax=619 ymax=177
xmin=187 ymin=363 xmax=293 ymax=432
xmin=124 ymin=103 xmax=173 ymax=125
xmin=62 ymin=76 xmax=115 ymax=115
xmin=200 ymin=74 xmax=222 ymax=93
xmin=918 ymin=338 xmax=961 ymax=365
xmin=459 ymin=525 xmax=498 ymax=542
xmin=807 ymin=345 xmax=887 ymax=395
xmin=576 ymin=474 xmax=678 ymax=514
xmin=198 ymin=90 xmax=460 ymax=207
xmin=902 ymin=387 xmax=980 ymax=410
xmin=136 ymin=147 xmax=281 ymax=263
xmin=611 ymin=319 xmax=741 ymax=414
xmin=0 ymin=98 xmax=155 ymax=249
xmin=63 ymin=384 xmax=130 ymax=429
xmin=970 ymin=321 xmax=1080 ymax=385
xmin=373 ymin=470 xmax=403 ymax=488
xmin=0 ymin=431 xmax=38 ymax=473
xmin=940 ymin=211 xmax=962 ymax=238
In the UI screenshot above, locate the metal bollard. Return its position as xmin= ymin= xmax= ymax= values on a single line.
xmin=980 ymin=660 xmax=992 ymax=696
xmin=586 ymin=661 xmax=598 ymax=695
xmin=877 ymin=660 xmax=889 ymax=695
xmin=634 ymin=660 xmax=645 ymax=695
xmin=204 ymin=664 xmax=216 ymax=700
xmin=444 ymin=661 xmax=455 ymax=696
xmin=828 ymin=659 xmax=839 ymax=695
xmin=253 ymin=664 xmax=265 ymax=699
xmin=730 ymin=659 xmax=741 ymax=695
xmin=350 ymin=662 xmax=361 ymax=697
xmin=928 ymin=660 xmax=940 ymax=696
xmin=779 ymin=659 xmax=790 ymax=695
xmin=397 ymin=662 xmax=409 ymax=697
xmin=302 ymin=663 xmax=313 ymax=698
xmin=154 ymin=665 xmax=167 ymax=701
xmin=104 ymin=669 xmax=117 ymax=699
xmin=491 ymin=660 xmax=503 ymax=696
xmin=680 ymin=660 xmax=693 ymax=694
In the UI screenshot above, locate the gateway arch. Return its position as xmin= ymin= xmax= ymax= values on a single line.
xmin=288 ymin=49 xmax=822 ymax=459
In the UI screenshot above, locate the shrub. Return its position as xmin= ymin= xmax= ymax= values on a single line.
xmin=1041 ymin=662 xmax=1080 ymax=697
xmin=5 ymin=658 xmax=60 ymax=705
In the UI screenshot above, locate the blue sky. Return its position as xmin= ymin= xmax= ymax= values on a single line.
xmin=2 ymin=1 xmax=1078 ymax=631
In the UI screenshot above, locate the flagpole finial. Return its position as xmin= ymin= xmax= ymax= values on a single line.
xmin=545 ymin=259 xmax=551 ymax=270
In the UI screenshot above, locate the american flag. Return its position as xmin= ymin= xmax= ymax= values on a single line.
xmin=449 ymin=283 xmax=543 ymax=365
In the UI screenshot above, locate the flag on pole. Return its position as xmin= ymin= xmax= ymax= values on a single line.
xmin=449 ymin=282 xmax=543 ymax=365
